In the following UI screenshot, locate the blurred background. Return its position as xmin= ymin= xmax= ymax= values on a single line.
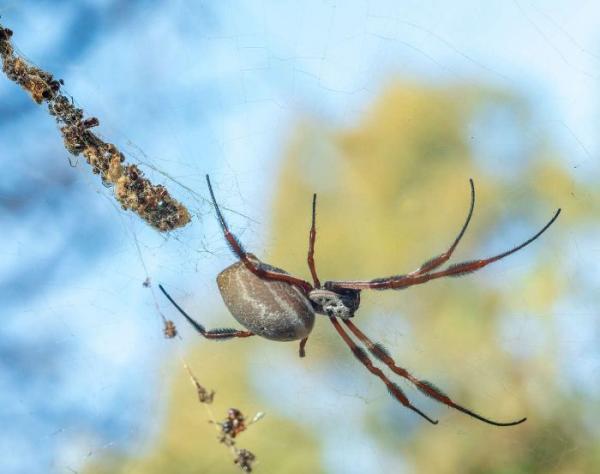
xmin=1 ymin=1 xmax=599 ymax=473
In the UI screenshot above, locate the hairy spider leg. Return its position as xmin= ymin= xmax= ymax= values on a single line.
xmin=205 ymin=175 xmax=313 ymax=295
xmin=329 ymin=317 xmax=438 ymax=425
xmin=159 ymin=284 xmax=254 ymax=339
xmin=307 ymin=193 xmax=321 ymax=288
xmin=299 ymin=193 xmax=321 ymax=358
xmin=343 ymin=319 xmax=526 ymax=427
xmin=328 ymin=208 xmax=561 ymax=291
xmin=407 ymin=178 xmax=475 ymax=276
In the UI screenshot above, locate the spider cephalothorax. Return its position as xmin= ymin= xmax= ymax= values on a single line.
xmin=160 ymin=175 xmax=560 ymax=427
xmin=309 ymin=288 xmax=361 ymax=318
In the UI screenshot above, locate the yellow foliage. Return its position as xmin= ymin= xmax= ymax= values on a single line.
xmin=267 ymin=80 xmax=597 ymax=473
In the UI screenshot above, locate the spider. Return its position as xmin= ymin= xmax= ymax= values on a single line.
xmin=160 ymin=175 xmax=560 ymax=427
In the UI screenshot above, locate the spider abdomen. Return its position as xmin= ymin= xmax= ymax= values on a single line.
xmin=216 ymin=257 xmax=315 ymax=341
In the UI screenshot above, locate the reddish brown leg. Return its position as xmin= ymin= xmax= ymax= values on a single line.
xmin=159 ymin=285 xmax=254 ymax=340
xmin=408 ymin=179 xmax=475 ymax=276
xmin=343 ymin=319 xmax=526 ymax=427
xmin=298 ymin=337 xmax=308 ymax=358
xmin=327 ymin=208 xmax=561 ymax=291
xmin=329 ymin=317 xmax=438 ymax=424
xmin=206 ymin=175 xmax=313 ymax=294
xmin=307 ymin=193 xmax=321 ymax=288
xmin=300 ymin=194 xmax=322 ymax=357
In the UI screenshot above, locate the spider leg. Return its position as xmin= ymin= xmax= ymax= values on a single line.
xmin=298 ymin=337 xmax=309 ymax=358
xmin=307 ymin=193 xmax=321 ymax=288
xmin=329 ymin=317 xmax=438 ymax=425
xmin=343 ymin=319 xmax=526 ymax=427
xmin=159 ymin=285 xmax=254 ymax=340
xmin=300 ymin=194 xmax=321 ymax=358
xmin=326 ymin=208 xmax=561 ymax=291
xmin=408 ymin=179 xmax=475 ymax=276
xmin=206 ymin=175 xmax=313 ymax=294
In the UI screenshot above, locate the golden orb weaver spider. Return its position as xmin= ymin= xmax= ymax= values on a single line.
xmin=160 ymin=175 xmax=560 ymax=426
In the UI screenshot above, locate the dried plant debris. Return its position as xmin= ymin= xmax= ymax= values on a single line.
xmin=185 ymin=363 xmax=215 ymax=404
xmin=141 ymin=279 xmax=179 ymax=338
xmin=218 ymin=408 xmax=247 ymax=441
xmin=0 ymin=23 xmax=190 ymax=231
xmin=163 ymin=319 xmax=178 ymax=339
xmin=234 ymin=449 xmax=256 ymax=473
xmin=185 ymin=363 xmax=262 ymax=472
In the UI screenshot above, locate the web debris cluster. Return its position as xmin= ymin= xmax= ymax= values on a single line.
xmin=185 ymin=364 xmax=263 ymax=472
xmin=0 ymin=23 xmax=190 ymax=232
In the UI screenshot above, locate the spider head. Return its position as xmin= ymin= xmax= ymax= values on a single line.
xmin=308 ymin=287 xmax=361 ymax=319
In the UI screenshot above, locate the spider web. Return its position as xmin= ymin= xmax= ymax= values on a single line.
xmin=1 ymin=1 xmax=599 ymax=473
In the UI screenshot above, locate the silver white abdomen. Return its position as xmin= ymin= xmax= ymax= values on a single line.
xmin=216 ymin=258 xmax=315 ymax=341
